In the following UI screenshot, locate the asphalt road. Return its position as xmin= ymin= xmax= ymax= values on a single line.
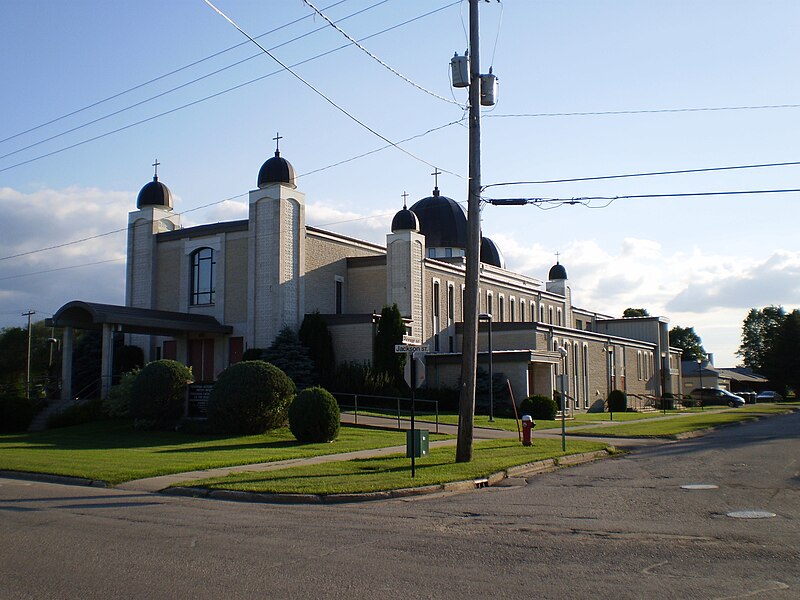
xmin=1 ymin=411 xmax=798 ymax=599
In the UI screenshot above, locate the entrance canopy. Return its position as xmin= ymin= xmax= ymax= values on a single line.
xmin=48 ymin=301 xmax=232 ymax=336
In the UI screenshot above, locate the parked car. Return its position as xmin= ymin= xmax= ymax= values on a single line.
xmin=756 ymin=390 xmax=783 ymax=402
xmin=737 ymin=391 xmax=757 ymax=404
xmin=689 ymin=387 xmax=746 ymax=408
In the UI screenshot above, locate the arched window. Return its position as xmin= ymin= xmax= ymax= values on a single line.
xmin=191 ymin=247 xmax=215 ymax=305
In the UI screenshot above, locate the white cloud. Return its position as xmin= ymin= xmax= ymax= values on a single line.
xmin=0 ymin=186 xmax=130 ymax=327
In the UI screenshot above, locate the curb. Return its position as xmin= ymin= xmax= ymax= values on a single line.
xmin=163 ymin=449 xmax=614 ymax=505
xmin=0 ymin=469 xmax=108 ymax=488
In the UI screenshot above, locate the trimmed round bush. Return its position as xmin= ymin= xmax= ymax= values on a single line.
xmin=288 ymin=386 xmax=340 ymax=443
xmin=129 ymin=360 xmax=194 ymax=425
xmin=0 ymin=395 xmax=39 ymax=433
xmin=207 ymin=360 xmax=296 ymax=434
xmin=608 ymin=389 xmax=628 ymax=412
xmin=519 ymin=394 xmax=557 ymax=420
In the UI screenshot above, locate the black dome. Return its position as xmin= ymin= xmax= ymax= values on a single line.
xmin=258 ymin=150 xmax=296 ymax=189
xmin=480 ymin=237 xmax=505 ymax=268
xmin=391 ymin=207 xmax=419 ymax=232
xmin=408 ymin=189 xmax=467 ymax=248
xmin=137 ymin=176 xmax=172 ymax=209
xmin=549 ymin=261 xmax=568 ymax=280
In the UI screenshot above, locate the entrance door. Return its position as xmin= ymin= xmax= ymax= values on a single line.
xmin=188 ymin=339 xmax=215 ymax=382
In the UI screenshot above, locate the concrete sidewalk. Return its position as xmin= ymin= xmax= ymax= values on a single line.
xmin=117 ymin=413 xmax=666 ymax=493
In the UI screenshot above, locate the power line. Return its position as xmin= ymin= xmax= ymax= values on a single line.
xmin=483 ymin=187 xmax=800 ymax=206
xmin=485 ymin=103 xmax=800 ymax=120
xmin=203 ymin=0 xmax=460 ymax=177
xmin=0 ymin=118 xmax=464 ymax=263
xmin=0 ymin=257 xmax=126 ymax=281
xmin=300 ymin=0 xmax=464 ymax=107
xmin=0 ymin=0 xmax=354 ymax=147
xmin=0 ymin=2 xmax=461 ymax=175
xmin=0 ymin=0 xmax=395 ymax=162
xmin=482 ymin=160 xmax=800 ymax=190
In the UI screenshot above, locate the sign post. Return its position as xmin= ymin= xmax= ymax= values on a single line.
xmin=395 ymin=344 xmax=429 ymax=477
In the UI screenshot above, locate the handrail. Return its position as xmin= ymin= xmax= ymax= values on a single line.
xmin=72 ymin=377 xmax=101 ymax=402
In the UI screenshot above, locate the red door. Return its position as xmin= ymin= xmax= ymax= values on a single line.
xmin=188 ymin=339 xmax=215 ymax=382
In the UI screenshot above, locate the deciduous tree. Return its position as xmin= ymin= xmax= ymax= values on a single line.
xmin=669 ymin=326 xmax=706 ymax=362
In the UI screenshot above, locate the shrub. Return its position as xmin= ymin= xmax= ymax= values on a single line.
xmin=608 ymin=389 xmax=628 ymax=412
xmin=519 ymin=394 xmax=558 ymax=420
xmin=261 ymin=326 xmax=315 ymax=390
xmin=288 ymin=386 xmax=340 ymax=443
xmin=47 ymin=398 xmax=106 ymax=429
xmin=207 ymin=360 xmax=296 ymax=434
xmin=103 ymin=369 xmax=139 ymax=418
xmin=129 ymin=360 xmax=193 ymax=426
xmin=299 ymin=311 xmax=335 ymax=385
xmin=332 ymin=361 xmax=401 ymax=396
xmin=0 ymin=395 xmax=39 ymax=432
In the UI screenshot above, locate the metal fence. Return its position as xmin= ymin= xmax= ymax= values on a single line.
xmin=331 ymin=392 xmax=440 ymax=434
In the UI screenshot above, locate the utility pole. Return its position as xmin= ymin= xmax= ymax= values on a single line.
xmin=22 ymin=310 xmax=35 ymax=400
xmin=456 ymin=0 xmax=482 ymax=463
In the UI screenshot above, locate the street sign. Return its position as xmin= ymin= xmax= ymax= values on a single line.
xmin=394 ymin=344 xmax=430 ymax=353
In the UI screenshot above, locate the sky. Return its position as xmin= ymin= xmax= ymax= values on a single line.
xmin=2 ymin=0 xmax=799 ymax=367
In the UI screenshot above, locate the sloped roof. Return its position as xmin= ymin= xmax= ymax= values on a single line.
xmin=48 ymin=301 xmax=232 ymax=336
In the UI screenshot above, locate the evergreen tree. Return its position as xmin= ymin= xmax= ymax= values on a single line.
xmin=298 ymin=311 xmax=335 ymax=385
xmin=262 ymin=326 xmax=315 ymax=391
xmin=374 ymin=304 xmax=406 ymax=385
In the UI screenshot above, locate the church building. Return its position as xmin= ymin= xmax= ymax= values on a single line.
xmin=51 ymin=145 xmax=683 ymax=411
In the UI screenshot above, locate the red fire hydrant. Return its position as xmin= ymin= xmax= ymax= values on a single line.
xmin=521 ymin=414 xmax=535 ymax=446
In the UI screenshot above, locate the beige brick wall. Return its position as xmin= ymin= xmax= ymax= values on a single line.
xmin=348 ymin=266 xmax=386 ymax=314
xmin=154 ymin=244 xmax=180 ymax=312
xmin=328 ymin=322 xmax=374 ymax=365
xmin=224 ymin=235 xmax=248 ymax=323
xmin=305 ymin=233 xmax=383 ymax=314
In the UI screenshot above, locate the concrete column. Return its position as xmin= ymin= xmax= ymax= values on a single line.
xmin=61 ymin=326 xmax=73 ymax=401
xmin=100 ymin=324 xmax=114 ymax=399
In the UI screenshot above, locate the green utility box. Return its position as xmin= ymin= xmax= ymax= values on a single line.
xmin=406 ymin=429 xmax=430 ymax=458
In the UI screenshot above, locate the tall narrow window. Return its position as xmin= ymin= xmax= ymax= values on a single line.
xmin=520 ymin=300 xmax=525 ymax=323
xmin=548 ymin=306 xmax=554 ymax=324
xmin=510 ymin=297 xmax=516 ymax=322
xmin=499 ymin=295 xmax=505 ymax=322
xmin=433 ymin=280 xmax=441 ymax=351
xmin=191 ymin=247 xmax=215 ymax=305
xmin=447 ymin=284 xmax=455 ymax=324
xmin=335 ymin=278 xmax=343 ymax=314
xmin=487 ymin=293 xmax=493 ymax=318
xmin=539 ymin=304 xmax=545 ymax=322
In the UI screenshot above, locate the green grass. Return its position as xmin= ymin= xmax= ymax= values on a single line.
xmin=181 ymin=438 xmax=609 ymax=495
xmin=0 ymin=421 xmax=434 ymax=485
xmin=569 ymin=412 xmax=762 ymax=438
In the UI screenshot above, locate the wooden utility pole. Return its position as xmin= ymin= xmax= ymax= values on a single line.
xmin=456 ymin=0 xmax=482 ymax=463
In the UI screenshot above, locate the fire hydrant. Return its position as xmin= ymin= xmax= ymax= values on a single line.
xmin=521 ymin=414 xmax=535 ymax=446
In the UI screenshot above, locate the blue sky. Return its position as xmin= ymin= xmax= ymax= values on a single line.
xmin=2 ymin=0 xmax=799 ymax=366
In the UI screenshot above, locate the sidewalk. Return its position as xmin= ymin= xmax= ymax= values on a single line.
xmin=117 ymin=412 xmax=666 ymax=493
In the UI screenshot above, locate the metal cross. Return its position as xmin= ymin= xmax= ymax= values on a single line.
xmin=152 ymin=159 xmax=160 ymax=179
xmin=555 ymin=251 xmax=561 ymax=263
xmin=431 ymin=167 xmax=441 ymax=189
xmin=402 ymin=191 xmax=409 ymax=208
xmin=273 ymin=132 xmax=283 ymax=152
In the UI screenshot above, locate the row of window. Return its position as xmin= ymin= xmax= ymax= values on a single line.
xmin=430 ymin=279 xmax=567 ymax=327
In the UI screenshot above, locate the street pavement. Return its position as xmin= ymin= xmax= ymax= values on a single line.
xmin=1 ymin=410 xmax=797 ymax=599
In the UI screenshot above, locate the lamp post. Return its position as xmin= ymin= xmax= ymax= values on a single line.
xmin=558 ymin=345 xmax=568 ymax=451
xmin=697 ymin=357 xmax=704 ymax=410
xmin=479 ymin=313 xmax=494 ymax=422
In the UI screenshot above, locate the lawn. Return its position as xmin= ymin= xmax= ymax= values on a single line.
xmin=569 ymin=411 xmax=762 ymax=438
xmin=0 ymin=421 xmax=429 ymax=485
xmin=181 ymin=438 xmax=610 ymax=495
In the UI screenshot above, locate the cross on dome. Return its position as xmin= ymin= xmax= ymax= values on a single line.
xmin=152 ymin=159 xmax=160 ymax=181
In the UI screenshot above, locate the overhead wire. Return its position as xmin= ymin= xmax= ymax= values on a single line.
xmin=299 ymin=0 xmax=464 ymax=107
xmin=482 ymin=160 xmax=800 ymax=190
xmin=0 ymin=0 xmax=396 ymax=162
xmin=202 ymin=0 xmax=460 ymax=177
xmin=0 ymin=0 xmax=354 ymax=146
xmin=0 ymin=1 xmax=462 ymax=175
xmin=485 ymin=103 xmax=800 ymax=120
